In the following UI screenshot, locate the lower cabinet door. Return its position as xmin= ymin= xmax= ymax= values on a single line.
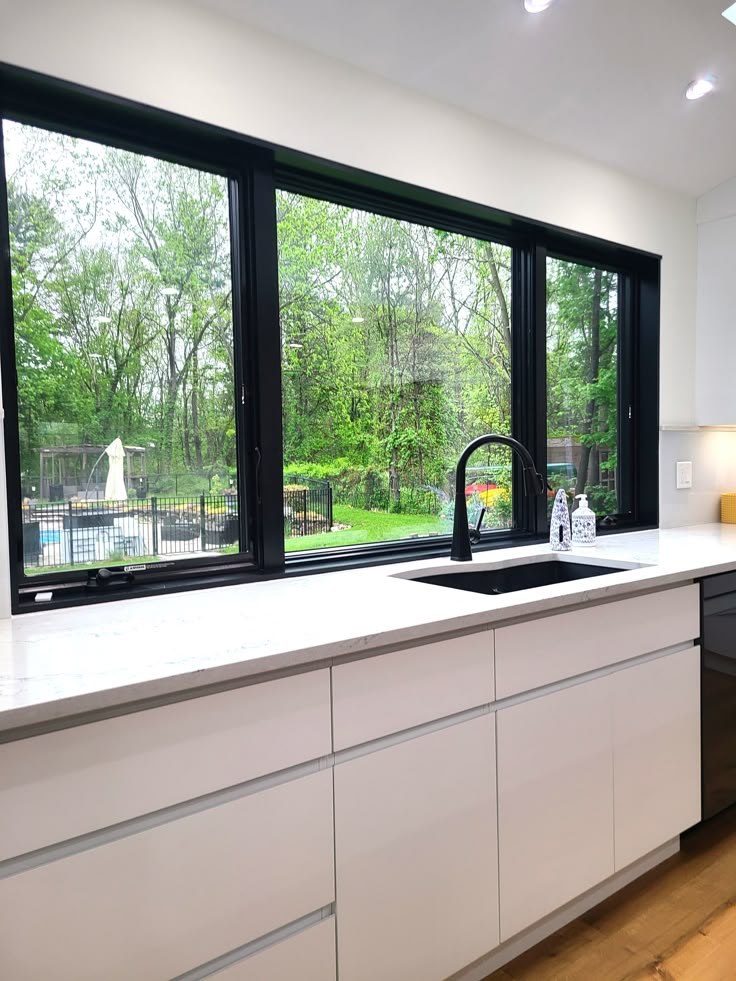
xmin=334 ymin=715 xmax=499 ymax=981
xmin=612 ymin=646 xmax=701 ymax=870
xmin=0 ymin=770 xmax=334 ymax=981
xmin=213 ymin=918 xmax=336 ymax=981
xmin=497 ymin=676 xmax=614 ymax=941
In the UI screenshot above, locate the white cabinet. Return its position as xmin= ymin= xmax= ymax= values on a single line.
xmin=0 ymin=668 xmax=332 ymax=861
xmin=0 ymin=584 xmax=704 ymax=981
xmin=0 ymin=770 xmax=334 ymax=981
xmin=334 ymin=715 xmax=498 ymax=981
xmin=497 ymin=644 xmax=702 ymax=942
xmin=612 ymin=646 xmax=701 ymax=869
xmin=497 ymin=677 xmax=614 ymax=941
xmin=696 ymin=179 xmax=736 ymax=423
xmin=213 ymin=918 xmax=336 ymax=981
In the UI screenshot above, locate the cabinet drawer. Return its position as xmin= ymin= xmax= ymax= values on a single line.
xmin=213 ymin=918 xmax=336 ymax=981
xmin=495 ymin=584 xmax=699 ymax=699
xmin=332 ymin=630 xmax=493 ymax=750
xmin=0 ymin=668 xmax=331 ymax=862
xmin=0 ymin=769 xmax=334 ymax=981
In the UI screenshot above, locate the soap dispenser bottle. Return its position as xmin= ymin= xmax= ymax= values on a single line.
xmin=550 ymin=488 xmax=571 ymax=551
xmin=572 ymin=493 xmax=596 ymax=546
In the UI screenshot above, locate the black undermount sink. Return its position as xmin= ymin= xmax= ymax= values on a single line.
xmin=412 ymin=560 xmax=631 ymax=596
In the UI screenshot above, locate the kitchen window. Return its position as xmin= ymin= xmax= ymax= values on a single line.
xmin=0 ymin=65 xmax=659 ymax=611
xmin=277 ymin=189 xmax=515 ymax=553
xmin=546 ymin=257 xmax=621 ymax=516
xmin=3 ymin=119 xmax=245 ymax=581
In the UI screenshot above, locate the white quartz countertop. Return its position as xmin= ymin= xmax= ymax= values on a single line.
xmin=2 ymin=523 xmax=735 ymax=735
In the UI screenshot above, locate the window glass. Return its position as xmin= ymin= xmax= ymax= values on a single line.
xmin=3 ymin=120 xmax=241 ymax=577
xmin=546 ymin=257 xmax=619 ymax=516
xmin=276 ymin=190 xmax=514 ymax=552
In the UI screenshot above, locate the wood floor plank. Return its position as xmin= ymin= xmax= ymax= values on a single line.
xmin=490 ymin=921 xmax=605 ymax=981
xmin=484 ymin=808 xmax=736 ymax=981
xmin=647 ymin=901 xmax=736 ymax=981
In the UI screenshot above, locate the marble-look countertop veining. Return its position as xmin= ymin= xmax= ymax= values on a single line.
xmin=2 ymin=523 xmax=735 ymax=735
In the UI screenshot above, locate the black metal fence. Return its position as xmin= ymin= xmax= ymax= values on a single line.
xmin=22 ymin=495 xmax=240 ymax=570
xmin=283 ymin=477 xmax=333 ymax=537
xmin=22 ymin=481 xmax=334 ymax=570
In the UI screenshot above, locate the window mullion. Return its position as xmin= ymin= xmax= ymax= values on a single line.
xmin=617 ymin=273 xmax=635 ymax=518
xmin=245 ymin=157 xmax=285 ymax=572
xmin=0 ymin=119 xmax=23 ymax=604
xmin=511 ymin=241 xmax=547 ymax=537
xmin=635 ymin=267 xmax=660 ymax=526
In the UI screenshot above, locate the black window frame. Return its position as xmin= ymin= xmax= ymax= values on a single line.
xmin=0 ymin=64 xmax=659 ymax=613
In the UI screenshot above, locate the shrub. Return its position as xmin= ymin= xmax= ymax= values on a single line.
xmin=582 ymin=484 xmax=618 ymax=516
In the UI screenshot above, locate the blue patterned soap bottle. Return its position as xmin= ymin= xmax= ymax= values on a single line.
xmin=572 ymin=493 xmax=596 ymax=546
xmin=550 ymin=488 xmax=571 ymax=551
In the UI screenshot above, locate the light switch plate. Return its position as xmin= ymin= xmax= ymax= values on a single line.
xmin=676 ymin=461 xmax=693 ymax=489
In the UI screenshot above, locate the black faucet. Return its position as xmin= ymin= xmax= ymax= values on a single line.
xmin=451 ymin=434 xmax=546 ymax=561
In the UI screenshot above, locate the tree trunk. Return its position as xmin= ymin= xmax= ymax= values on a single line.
xmin=389 ymin=449 xmax=400 ymax=506
xmin=487 ymin=248 xmax=512 ymax=423
xmin=191 ymin=348 xmax=204 ymax=469
xmin=590 ymin=446 xmax=600 ymax=486
xmin=182 ymin=379 xmax=193 ymax=469
xmin=163 ymin=304 xmax=180 ymax=473
xmin=574 ymin=269 xmax=602 ymax=497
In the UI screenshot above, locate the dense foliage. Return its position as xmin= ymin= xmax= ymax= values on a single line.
xmin=6 ymin=121 xmax=235 ymax=483
xmin=278 ymin=191 xmax=514 ymax=518
xmin=278 ymin=191 xmax=619 ymax=518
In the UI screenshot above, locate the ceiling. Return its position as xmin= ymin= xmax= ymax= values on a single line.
xmin=195 ymin=0 xmax=736 ymax=197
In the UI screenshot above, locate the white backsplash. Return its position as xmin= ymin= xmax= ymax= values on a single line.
xmin=660 ymin=429 xmax=736 ymax=527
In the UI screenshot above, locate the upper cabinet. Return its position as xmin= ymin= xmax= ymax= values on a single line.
xmin=696 ymin=176 xmax=736 ymax=424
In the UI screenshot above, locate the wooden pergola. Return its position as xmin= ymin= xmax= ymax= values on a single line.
xmin=39 ymin=444 xmax=147 ymax=500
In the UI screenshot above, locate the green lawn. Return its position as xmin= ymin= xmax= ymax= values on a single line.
xmin=284 ymin=504 xmax=450 ymax=552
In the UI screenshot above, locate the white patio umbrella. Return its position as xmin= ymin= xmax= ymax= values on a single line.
xmin=104 ymin=438 xmax=127 ymax=501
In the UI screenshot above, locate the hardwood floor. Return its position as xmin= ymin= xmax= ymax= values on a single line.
xmin=485 ymin=805 xmax=736 ymax=981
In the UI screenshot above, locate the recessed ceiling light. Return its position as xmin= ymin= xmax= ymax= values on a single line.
xmin=351 ymin=316 xmax=365 ymax=323
xmin=287 ymin=342 xmax=303 ymax=349
xmin=685 ymin=76 xmax=716 ymax=101
xmin=723 ymin=3 xmax=736 ymax=26
xmin=524 ymin=0 xmax=556 ymax=12
xmin=161 ymin=287 xmax=178 ymax=296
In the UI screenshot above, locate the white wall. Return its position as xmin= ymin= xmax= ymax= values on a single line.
xmin=0 ymin=0 xmax=702 ymax=601
xmin=660 ymin=429 xmax=736 ymax=528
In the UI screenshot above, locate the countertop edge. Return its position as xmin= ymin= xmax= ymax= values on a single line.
xmin=0 ymin=545 xmax=716 ymax=737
